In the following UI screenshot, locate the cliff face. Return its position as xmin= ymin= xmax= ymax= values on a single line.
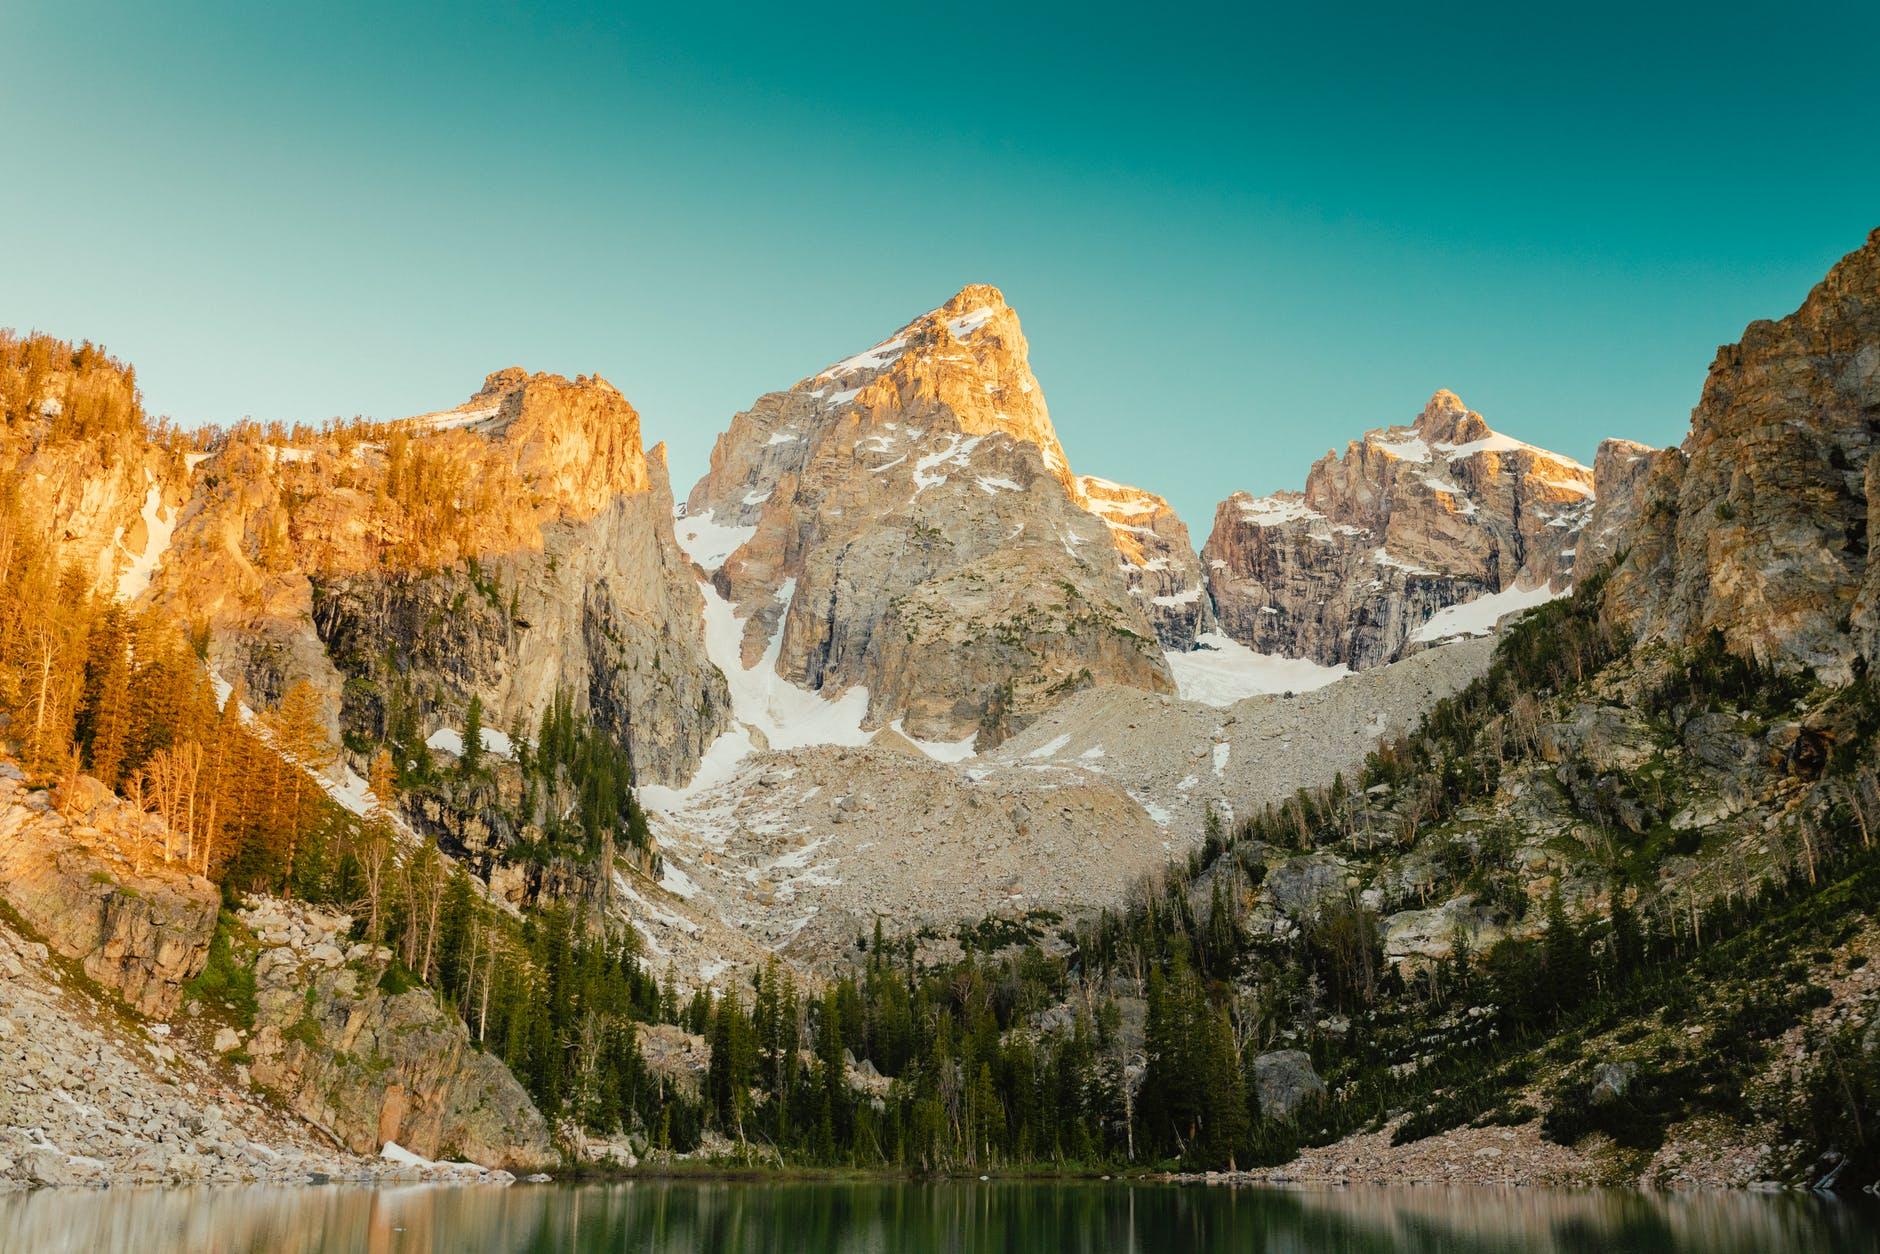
xmin=240 ymin=898 xmax=553 ymax=1170
xmin=0 ymin=758 xmax=553 ymax=1177
xmin=135 ymin=370 xmax=730 ymax=785
xmin=0 ymin=771 xmax=219 ymax=1019
xmin=1201 ymin=391 xmax=1596 ymax=668
xmin=681 ymin=286 xmax=1174 ymax=750
xmin=1607 ymin=228 xmax=1880 ymax=685
xmin=0 ymin=342 xmax=189 ymax=603
xmin=1075 ymin=475 xmax=1215 ymax=649
xmin=1577 ymin=438 xmax=1659 ymax=574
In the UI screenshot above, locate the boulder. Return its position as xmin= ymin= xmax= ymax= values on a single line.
xmin=0 ymin=774 xmax=218 ymax=1018
xmin=1590 ymin=1061 xmax=1637 ymax=1106
xmin=1264 ymin=853 xmax=1352 ymax=918
xmin=1384 ymin=895 xmax=1502 ymax=964
xmin=1251 ymin=1050 xmax=1326 ymax=1121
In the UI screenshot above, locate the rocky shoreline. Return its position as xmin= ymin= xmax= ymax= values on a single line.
xmin=0 ymin=768 xmax=552 ymax=1191
xmin=0 ymin=916 xmax=529 ymax=1191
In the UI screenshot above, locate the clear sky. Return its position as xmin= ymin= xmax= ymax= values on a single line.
xmin=5 ymin=2 xmax=1878 ymax=534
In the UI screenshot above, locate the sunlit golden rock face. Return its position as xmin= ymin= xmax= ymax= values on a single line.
xmin=1202 ymin=390 xmax=1598 ymax=669
xmin=11 ymin=366 xmax=731 ymax=786
xmin=684 ymin=285 xmax=1174 ymax=748
xmin=1075 ymin=474 xmax=1215 ymax=650
xmin=1608 ymin=228 xmax=1880 ymax=686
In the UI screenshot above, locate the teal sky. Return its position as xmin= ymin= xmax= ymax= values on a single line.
xmin=4 ymin=2 xmax=1878 ymax=534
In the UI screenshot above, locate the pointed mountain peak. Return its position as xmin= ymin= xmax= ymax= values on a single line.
xmin=936 ymin=283 xmax=1009 ymax=318
xmin=1410 ymin=389 xmax=1487 ymax=446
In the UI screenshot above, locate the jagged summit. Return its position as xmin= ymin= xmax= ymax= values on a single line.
xmin=1204 ymin=392 xmax=1600 ymax=670
xmin=1346 ymin=389 xmax=1593 ymax=480
xmin=1608 ymin=224 xmax=1880 ymax=684
xmin=675 ymin=286 xmax=1180 ymax=760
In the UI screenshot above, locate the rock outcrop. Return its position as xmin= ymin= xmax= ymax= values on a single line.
xmin=0 ymin=337 xmax=189 ymax=603
xmin=137 ymin=369 xmax=729 ymax=785
xmin=1076 ymin=475 xmax=1214 ymax=649
xmin=1577 ymin=438 xmax=1658 ymax=574
xmin=1202 ymin=390 xmax=1597 ymax=668
xmin=239 ymin=898 xmax=553 ymax=1170
xmin=1607 ymin=227 xmax=1880 ymax=685
xmin=679 ymin=285 xmax=1176 ymax=750
xmin=1251 ymin=1049 xmax=1326 ymax=1121
xmin=0 ymin=770 xmax=219 ymax=1019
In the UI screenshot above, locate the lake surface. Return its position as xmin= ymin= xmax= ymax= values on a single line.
xmin=1 ymin=1179 xmax=1876 ymax=1253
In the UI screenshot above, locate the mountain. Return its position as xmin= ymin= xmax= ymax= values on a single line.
xmin=679 ymin=284 xmax=1178 ymax=753
xmin=1201 ymin=389 xmax=1604 ymax=669
xmin=6 ymin=365 xmax=732 ymax=789
xmin=8 ymin=228 xmax=1880 ymax=1192
xmin=1608 ymin=226 xmax=1880 ymax=685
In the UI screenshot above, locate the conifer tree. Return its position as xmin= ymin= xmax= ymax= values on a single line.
xmin=460 ymin=694 xmax=484 ymax=776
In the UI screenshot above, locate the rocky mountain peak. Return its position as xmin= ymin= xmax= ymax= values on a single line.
xmin=471 ymin=366 xmax=531 ymax=401
xmin=1075 ymin=475 xmax=1215 ymax=649
xmin=1206 ymin=393 xmax=1604 ymax=669
xmin=1608 ymin=226 xmax=1880 ymax=684
xmin=1409 ymin=387 xmax=1478 ymax=443
xmin=673 ymin=287 xmax=1180 ymax=761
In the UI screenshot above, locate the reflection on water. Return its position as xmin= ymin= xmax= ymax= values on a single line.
xmin=1 ymin=1179 xmax=1876 ymax=1254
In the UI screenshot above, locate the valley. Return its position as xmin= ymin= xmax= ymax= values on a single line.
xmin=2 ymin=226 xmax=1879 ymax=1194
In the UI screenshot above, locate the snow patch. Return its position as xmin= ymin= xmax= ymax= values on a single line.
xmin=425 ymin=726 xmax=515 ymax=759
xmin=1368 ymin=432 xmax=1432 ymax=463
xmin=1371 ymin=548 xmax=1439 ymax=576
xmin=1235 ymin=496 xmax=1323 ymax=527
xmin=115 ymin=477 xmax=176 ymax=601
xmin=889 ymin=719 xmax=978 ymax=762
xmin=403 ymin=403 xmax=503 ymax=434
xmin=642 ymin=577 xmax=874 ymax=808
xmin=1410 ymin=582 xmax=1563 ymax=643
xmin=911 ymin=433 xmax=984 ymax=497
xmin=660 ymin=858 xmax=702 ymax=900
xmin=947 ymin=307 xmax=998 ymax=340
xmin=673 ymin=508 xmax=758 ymax=574
xmin=1165 ymin=632 xmax=1351 ymax=707
xmin=819 ymin=334 xmax=908 ymax=380
xmin=1026 ymin=733 xmax=1073 ymax=759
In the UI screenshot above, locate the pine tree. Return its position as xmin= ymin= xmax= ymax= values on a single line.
xmin=1542 ymin=885 xmax=1592 ymax=1011
xmin=460 ymin=693 xmax=484 ymax=776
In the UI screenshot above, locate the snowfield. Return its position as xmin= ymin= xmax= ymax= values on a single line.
xmin=1164 ymin=632 xmax=1350 ymax=707
xmin=1410 ymin=582 xmax=1564 ymax=644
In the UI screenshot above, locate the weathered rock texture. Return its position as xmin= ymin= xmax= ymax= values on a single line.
xmin=240 ymin=898 xmax=553 ymax=1170
xmin=0 ymin=342 xmax=191 ymax=602
xmin=1577 ymin=438 xmax=1659 ymax=574
xmin=1076 ymin=475 xmax=1214 ymax=649
xmin=682 ymin=286 xmax=1182 ymax=748
xmin=0 ymin=771 xmax=218 ymax=1019
xmin=1608 ymin=227 xmax=1880 ymax=685
xmin=1251 ymin=1049 xmax=1326 ymax=1121
xmin=1202 ymin=390 xmax=1596 ymax=668
xmin=638 ymin=637 xmax=1496 ymax=978
xmin=139 ymin=369 xmax=728 ymax=784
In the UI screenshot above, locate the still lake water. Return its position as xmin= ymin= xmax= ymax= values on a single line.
xmin=1 ymin=1180 xmax=1876 ymax=1253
